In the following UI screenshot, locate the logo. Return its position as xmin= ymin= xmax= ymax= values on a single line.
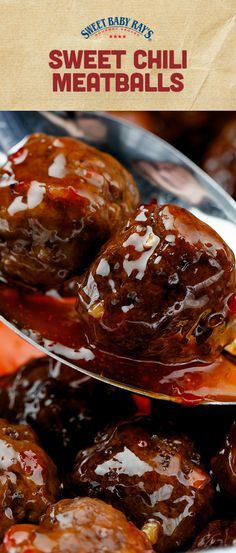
xmin=81 ymin=17 xmax=155 ymax=41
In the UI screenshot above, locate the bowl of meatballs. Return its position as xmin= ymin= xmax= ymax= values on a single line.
xmin=0 ymin=110 xmax=235 ymax=553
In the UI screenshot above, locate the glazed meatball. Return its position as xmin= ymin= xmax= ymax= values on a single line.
xmin=203 ymin=118 xmax=236 ymax=198
xmin=0 ymin=419 xmax=58 ymax=538
xmin=72 ymin=417 xmax=214 ymax=552
xmin=211 ymin=421 xmax=236 ymax=500
xmin=77 ymin=202 xmax=235 ymax=363
xmin=151 ymin=112 xmax=227 ymax=164
xmin=1 ymin=497 xmax=153 ymax=553
xmin=0 ymin=133 xmax=139 ymax=289
xmin=190 ymin=520 xmax=236 ymax=550
xmin=0 ymin=357 xmax=136 ymax=469
xmin=151 ymin=401 xmax=236 ymax=468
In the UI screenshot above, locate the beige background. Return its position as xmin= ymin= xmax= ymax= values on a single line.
xmin=0 ymin=0 xmax=235 ymax=110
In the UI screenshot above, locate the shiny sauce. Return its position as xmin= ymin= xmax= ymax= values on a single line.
xmin=0 ymin=134 xmax=235 ymax=405
xmin=0 ymin=285 xmax=235 ymax=405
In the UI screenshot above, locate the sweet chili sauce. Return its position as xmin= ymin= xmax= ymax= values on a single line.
xmin=0 ymin=134 xmax=235 ymax=403
xmin=0 ymin=285 xmax=235 ymax=406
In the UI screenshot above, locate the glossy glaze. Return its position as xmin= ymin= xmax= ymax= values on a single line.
xmin=211 ymin=421 xmax=236 ymax=500
xmin=190 ymin=520 xmax=236 ymax=550
xmin=0 ymin=419 xmax=58 ymax=538
xmin=0 ymin=133 xmax=139 ymax=288
xmin=1 ymin=498 xmax=153 ymax=553
xmin=72 ymin=417 xmax=214 ymax=552
xmin=0 ymin=357 xmax=136 ymax=469
xmin=77 ymin=202 xmax=235 ymax=363
xmin=0 ymin=285 xmax=236 ymax=404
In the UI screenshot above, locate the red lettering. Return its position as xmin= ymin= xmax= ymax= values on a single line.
xmin=157 ymin=74 xmax=170 ymax=92
xmin=49 ymin=50 xmax=62 ymax=69
xmin=169 ymin=50 xmax=182 ymax=69
xmin=87 ymin=73 xmax=100 ymax=91
xmin=98 ymin=51 xmax=111 ymax=69
xmin=147 ymin=50 xmax=162 ymax=69
xmin=133 ymin=50 xmax=146 ymax=69
xmin=112 ymin=50 xmax=126 ymax=69
xmin=170 ymin=73 xmax=184 ymax=92
xmin=83 ymin=51 xmax=97 ymax=69
xmin=144 ymin=73 xmax=157 ymax=92
xmin=130 ymin=73 xmax=144 ymax=91
xmin=116 ymin=74 xmax=129 ymax=91
xmin=62 ymin=50 xmax=83 ymax=69
xmin=73 ymin=73 xmax=86 ymax=91
xmin=53 ymin=73 xmax=71 ymax=91
xmin=100 ymin=73 xmax=115 ymax=91
xmin=182 ymin=50 xmax=187 ymax=68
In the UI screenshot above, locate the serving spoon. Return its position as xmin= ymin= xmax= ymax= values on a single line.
xmin=0 ymin=110 xmax=235 ymax=405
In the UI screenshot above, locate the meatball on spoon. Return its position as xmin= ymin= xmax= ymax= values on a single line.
xmin=0 ymin=111 xmax=235 ymax=405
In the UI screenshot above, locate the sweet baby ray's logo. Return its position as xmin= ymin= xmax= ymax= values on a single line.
xmin=81 ymin=17 xmax=155 ymax=41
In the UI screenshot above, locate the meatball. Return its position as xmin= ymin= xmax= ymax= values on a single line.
xmin=203 ymin=118 xmax=236 ymax=198
xmin=190 ymin=519 xmax=236 ymax=550
xmin=211 ymin=421 xmax=236 ymax=500
xmin=0 ymin=357 xmax=136 ymax=469
xmin=77 ymin=202 xmax=235 ymax=363
xmin=0 ymin=133 xmax=139 ymax=289
xmin=150 ymin=112 xmax=227 ymax=164
xmin=0 ymin=418 xmax=58 ymax=538
xmin=71 ymin=417 xmax=214 ymax=552
xmin=151 ymin=401 xmax=236 ymax=467
xmin=1 ymin=497 xmax=153 ymax=553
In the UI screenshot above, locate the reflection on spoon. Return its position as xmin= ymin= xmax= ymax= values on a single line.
xmin=191 ymin=208 xmax=236 ymax=256
xmin=134 ymin=161 xmax=207 ymax=205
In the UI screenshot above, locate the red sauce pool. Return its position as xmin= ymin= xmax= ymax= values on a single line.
xmin=0 ymin=285 xmax=235 ymax=405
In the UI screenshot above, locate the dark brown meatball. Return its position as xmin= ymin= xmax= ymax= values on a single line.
xmin=0 ymin=418 xmax=58 ymax=538
xmin=0 ymin=357 xmax=136 ymax=469
xmin=190 ymin=519 xmax=236 ymax=550
xmin=1 ymin=497 xmax=153 ymax=553
xmin=211 ymin=421 xmax=236 ymax=500
xmin=203 ymin=118 xmax=236 ymax=198
xmin=152 ymin=112 xmax=228 ymax=164
xmin=71 ymin=417 xmax=214 ymax=552
xmin=0 ymin=133 xmax=139 ymax=289
xmin=77 ymin=202 xmax=235 ymax=363
xmin=151 ymin=401 xmax=236 ymax=468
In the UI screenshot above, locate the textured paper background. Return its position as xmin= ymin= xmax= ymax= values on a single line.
xmin=0 ymin=0 xmax=235 ymax=110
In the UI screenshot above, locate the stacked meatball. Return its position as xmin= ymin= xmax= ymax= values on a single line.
xmin=0 ymin=133 xmax=235 ymax=364
xmin=77 ymin=202 xmax=235 ymax=363
xmin=0 ymin=132 xmax=235 ymax=552
xmin=0 ymin=356 xmax=235 ymax=552
xmin=0 ymin=133 xmax=139 ymax=289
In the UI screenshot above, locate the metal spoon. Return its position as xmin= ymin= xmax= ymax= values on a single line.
xmin=0 ymin=111 xmax=235 ymax=405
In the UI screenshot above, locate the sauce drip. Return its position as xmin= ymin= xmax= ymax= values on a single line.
xmin=0 ymin=285 xmax=235 ymax=406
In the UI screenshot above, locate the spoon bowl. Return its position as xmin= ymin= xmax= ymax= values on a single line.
xmin=0 ymin=111 xmax=235 ymax=405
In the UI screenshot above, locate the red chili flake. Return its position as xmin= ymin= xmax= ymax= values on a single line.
xmin=9 ymin=147 xmax=25 ymax=162
xmin=13 ymin=180 xmax=29 ymax=195
xmin=4 ymin=527 xmax=37 ymax=552
xmin=19 ymin=450 xmax=44 ymax=476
